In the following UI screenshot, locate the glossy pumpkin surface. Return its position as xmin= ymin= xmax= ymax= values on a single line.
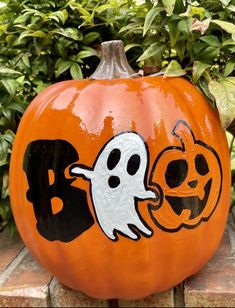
xmin=10 ymin=76 xmax=230 ymax=299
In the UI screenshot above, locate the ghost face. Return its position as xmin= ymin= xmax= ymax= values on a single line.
xmin=71 ymin=132 xmax=157 ymax=241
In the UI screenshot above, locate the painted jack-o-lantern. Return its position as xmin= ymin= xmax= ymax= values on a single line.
xmin=9 ymin=40 xmax=230 ymax=300
xmin=149 ymin=120 xmax=222 ymax=231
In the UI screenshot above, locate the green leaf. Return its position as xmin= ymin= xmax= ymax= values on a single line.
xmin=222 ymin=39 xmax=235 ymax=46
xmin=137 ymin=42 xmax=159 ymax=61
xmin=18 ymin=30 xmax=46 ymax=42
xmin=22 ymin=8 xmax=45 ymax=19
xmin=198 ymin=77 xmax=214 ymax=102
xmin=61 ymin=9 xmax=69 ymax=23
xmin=119 ymin=23 xmax=142 ymax=33
xmin=76 ymin=50 xmax=97 ymax=61
xmin=2 ymin=172 xmax=9 ymax=199
xmin=212 ymin=20 xmax=235 ymax=34
xmin=55 ymin=41 xmax=67 ymax=57
xmin=0 ymin=200 xmax=11 ymax=222
xmin=227 ymin=4 xmax=235 ymax=12
xmin=220 ymin=0 xmax=231 ymax=7
xmin=47 ymin=0 xmax=56 ymax=7
xmin=0 ymin=24 xmax=8 ymax=32
xmin=174 ymin=0 xmax=185 ymax=13
xmin=95 ymin=4 xmax=112 ymax=13
xmin=199 ymin=35 xmax=221 ymax=47
xmin=224 ymin=61 xmax=235 ymax=77
xmin=22 ymin=54 xmax=30 ymax=68
xmin=48 ymin=10 xmax=68 ymax=24
xmin=55 ymin=60 xmax=72 ymax=78
xmin=196 ymin=46 xmax=220 ymax=61
xmin=47 ymin=14 xmax=59 ymax=23
xmin=83 ymin=32 xmax=100 ymax=45
xmin=124 ymin=43 xmax=141 ymax=52
xmin=0 ymin=139 xmax=8 ymax=165
xmin=28 ymin=31 xmax=46 ymax=38
xmin=169 ymin=22 xmax=180 ymax=47
xmin=227 ymin=77 xmax=235 ymax=85
xmin=178 ymin=19 xmax=190 ymax=34
xmin=6 ymin=34 xmax=16 ymax=45
xmin=162 ymin=0 xmax=176 ymax=15
xmin=193 ymin=61 xmax=211 ymax=83
xmin=34 ymin=82 xmax=51 ymax=94
xmin=0 ymin=206 xmax=6 ymax=222
xmin=175 ymin=40 xmax=185 ymax=62
xmin=52 ymin=28 xmax=82 ymax=41
xmin=1 ymin=79 xmax=17 ymax=97
xmin=164 ymin=60 xmax=186 ymax=77
xmin=209 ymin=80 xmax=235 ymax=128
xmin=70 ymin=3 xmax=90 ymax=17
xmin=8 ymin=103 xmax=25 ymax=113
xmin=232 ymin=31 xmax=235 ymax=42
xmin=143 ymin=7 xmax=163 ymax=36
xmin=3 ymin=130 xmax=15 ymax=143
xmin=7 ymin=218 xmax=16 ymax=238
xmin=32 ymin=58 xmax=47 ymax=76
xmin=0 ymin=118 xmax=8 ymax=127
xmin=2 ymin=108 xmax=11 ymax=121
xmin=30 ymin=15 xmax=42 ymax=25
xmin=0 ymin=68 xmax=22 ymax=76
xmin=13 ymin=15 xmax=28 ymax=24
xmin=70 ymin=63 xmax=83 ymax=80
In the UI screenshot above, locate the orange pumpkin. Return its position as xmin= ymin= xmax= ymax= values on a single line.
xmin=149 ymin=120 xmax=222 ymax=231
xmin=9 ymin=40 xmax=230 ymax=300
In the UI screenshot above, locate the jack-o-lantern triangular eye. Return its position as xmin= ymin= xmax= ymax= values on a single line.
xmin=195 ymin=154 xmax=209 ymax=175
xmin=165 ymin=159 xmax=188 ymax=188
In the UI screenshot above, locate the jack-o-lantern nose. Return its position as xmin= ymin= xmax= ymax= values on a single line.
xmin=188 ymin=180 xmax=198 ymax=188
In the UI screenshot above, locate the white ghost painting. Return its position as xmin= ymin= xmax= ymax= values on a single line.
xmin=70 ymin=132 xmax=157 ymax=241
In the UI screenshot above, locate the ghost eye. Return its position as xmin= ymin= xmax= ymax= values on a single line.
xmin=165 ymin=159 xmax=188 ymax=188
xmin=127 ymin=154 xmax=141 ymax=175
xmin=107 ymin=148 xmax=121 ymax=170
xmin=195 ymin=154 xmax=209 ymax=175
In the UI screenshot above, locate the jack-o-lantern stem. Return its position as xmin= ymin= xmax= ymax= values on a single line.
xmin=173 ymin=121 xmax=195 ymax=151
xmin=90 ymin=40 xmax=137 ymax=80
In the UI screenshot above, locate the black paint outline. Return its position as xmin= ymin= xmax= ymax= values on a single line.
xmin=148 ymin=119 xmax=223 ymax=233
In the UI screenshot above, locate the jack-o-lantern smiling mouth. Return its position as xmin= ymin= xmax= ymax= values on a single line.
xmin=165 ymin=178 xmax=212 ymax=219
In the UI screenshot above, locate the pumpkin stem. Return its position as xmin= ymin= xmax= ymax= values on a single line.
xmin=173 ymin=121 xmax=196 ymax=151
xmin=89 ymin=40 xmax=137 ymax=80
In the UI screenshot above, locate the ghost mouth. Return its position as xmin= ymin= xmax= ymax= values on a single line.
xmin=165 ymin=178 xmax=212 ymax=219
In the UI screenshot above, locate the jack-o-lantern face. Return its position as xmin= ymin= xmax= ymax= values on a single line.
xmin=149 ymin=120 xmax=222 ymax=231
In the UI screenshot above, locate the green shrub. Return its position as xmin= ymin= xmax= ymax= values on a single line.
xmin=0 ymin=0 xmax=235 ymax=234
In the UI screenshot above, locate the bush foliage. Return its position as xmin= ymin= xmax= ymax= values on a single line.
xmin=1 ymin=0 xmax=235 ymax=233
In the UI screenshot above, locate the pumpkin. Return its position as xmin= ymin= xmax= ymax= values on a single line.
xmin=9 ymin=40 xmax=230 ymax=300
xmin=149 ymin=120 xmax=222 ymax=231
